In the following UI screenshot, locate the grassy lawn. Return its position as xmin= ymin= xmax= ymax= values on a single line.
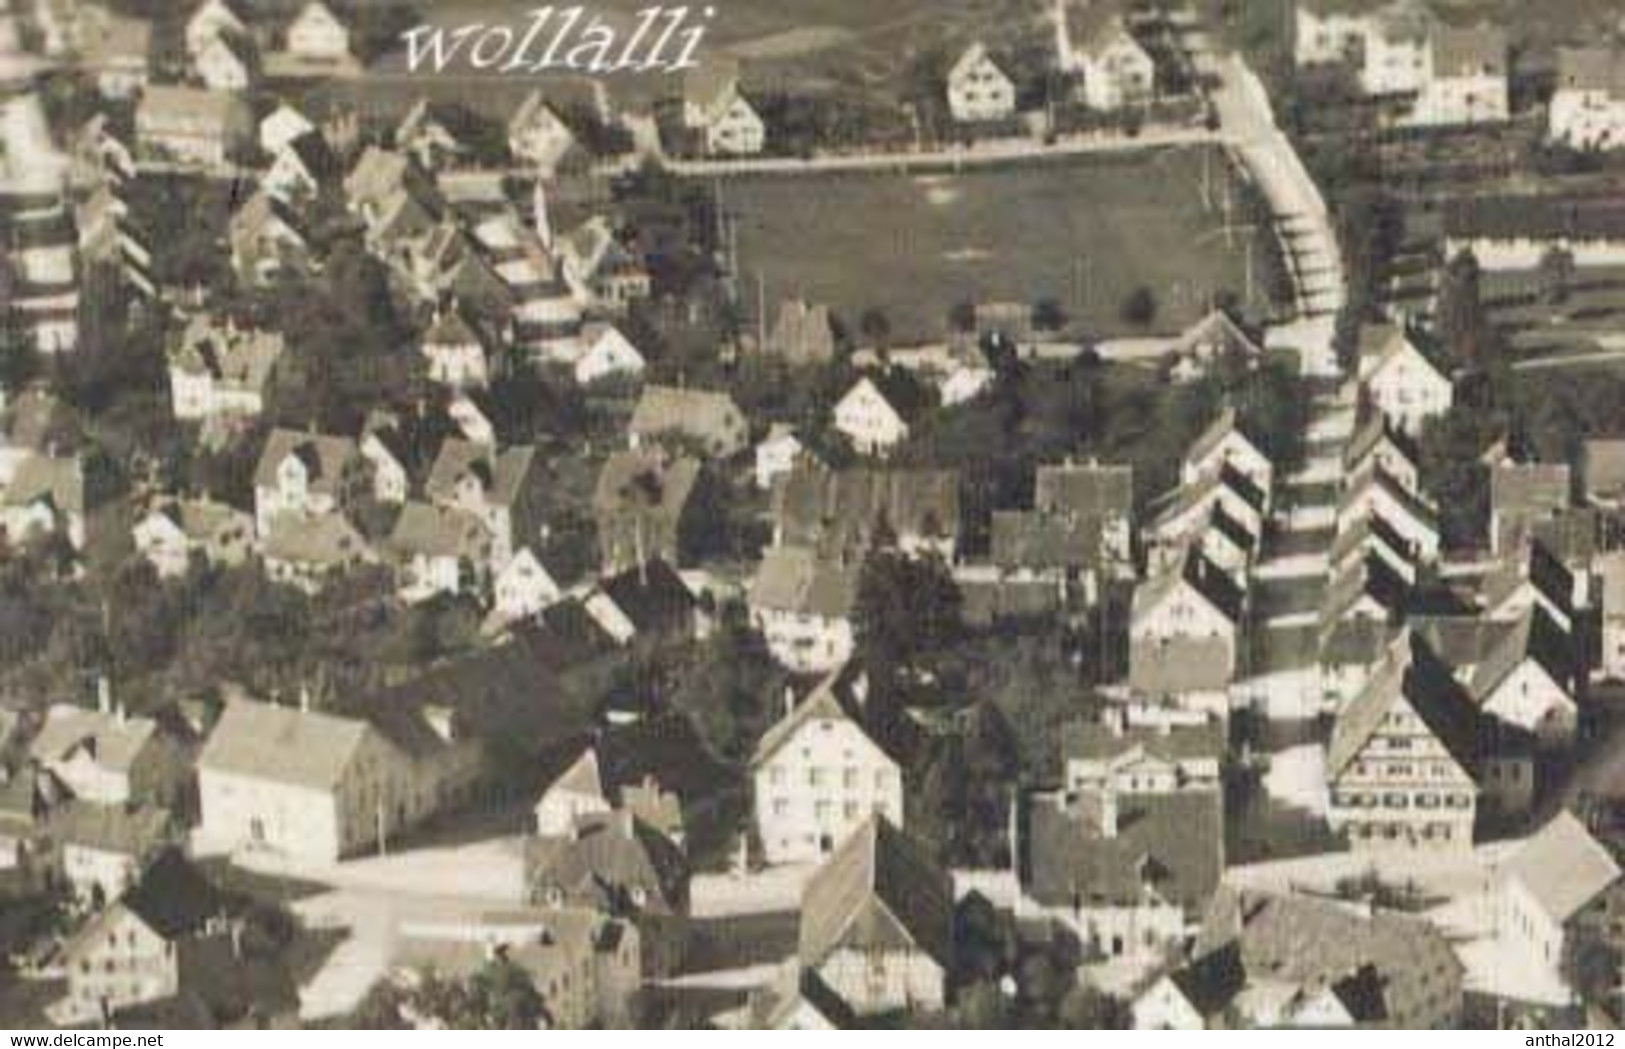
xmin=725 ymin=147 xmax=1280 ymax=344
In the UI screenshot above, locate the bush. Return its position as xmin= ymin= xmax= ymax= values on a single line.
xmin=1120 ymin=286 xmax=1157 ymax=326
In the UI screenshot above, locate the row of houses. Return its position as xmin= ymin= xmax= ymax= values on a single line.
xmin=1296 ymin=0 xmax=1625 ymax=148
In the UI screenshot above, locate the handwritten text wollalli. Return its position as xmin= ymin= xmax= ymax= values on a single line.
xmin=400 ymin=5 xmax=717 ymax=76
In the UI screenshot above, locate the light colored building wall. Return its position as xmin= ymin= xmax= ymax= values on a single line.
xmin=753 ymin=719 xmax=900 ymax=865
xmin=816 ymin=947 xmax=943 ymax=1016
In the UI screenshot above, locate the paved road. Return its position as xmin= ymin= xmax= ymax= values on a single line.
xmin=1201 ymin=51 xmax=1344 ymax=374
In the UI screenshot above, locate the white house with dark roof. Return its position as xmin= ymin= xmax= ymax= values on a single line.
xmin=1061 ymin=710 xmax=1223 ymax=796
xmin=425 ymin=440 xmax=544 ymax=568
xmin=49 ymin=800 xmax=173 ymax=904
xmin=1328 ymin=511 xmax=1421 ymax=585
xmin=193 ymin=31 xmax=253 ymax=92
xmin=229 ymin=190 xmax=311 ymax=286
xmin=1494 ymin=811 xmax=1622 ymax=976
xmin=1467 ymin=606 xmax=1577 ymax=746
xmin=1481 ymin=540 xmax=1574 ymax=631
xmin=1182 ymin=407 xmax=1274 ymax=497
xmin=1164 ymin=310 xmax=1267 ymax=384
xmin=421 ymin=307 xmax=495 ymax=390
xmin=1 ymin=452 xmax=90 ymax=552
xmin=1550 ymin=47 xmax=1625 ymax=150
xmin=56 ymin=850 xmax=232 ymax=1024
xmin=558 ymin=217 xmax=652 ymax=314
xmin=629 ymin=385 xmax=748 ymax=459
xmin=259 ymin=102 xmax=315 ymax=156
xmin=384 ymin=501 xmax=492 ymax=603
xmin=1345 ymin=412 xmax=1421 ymax=494
xmin=286 ymin=1 xmax=353 ymax=65
xmin=682 ymin=60 xmax=765 ymax=156
xmin=263 ymin=131 xmax=340 ymax=204
xmin=132 ymin=498 xmax=253 ymax=579
xmin=253 ymin=428 xmax=364 ymax=536
xmin=185 ymin=0 xmax=246 ymax=56
xmin=797 ymin=817 xmax=951 ymax=1015
xmin=532 ymin=748 xmax=611 ymax=836
xmin=749 ymin=546 xmax=862 ymax=675
xmin=1337 ymin=465 xmax=1440 ymax=564
xmin=135 ymin=85 xmax=253 ymax=168
xmin=756 ymin=424 xmax=805 ymax=491
xmin=261 ymin=511 xmax=375 ymax=593
xmin=1326 ymin=632 xmax=1481 ymax=850
xmin=537 ymin=321 xmax=646 ymax=387
xmin=947 ymin=43 xmax=1017 ymax=123
xmin=1357 ymin=324 xmax=1453 ymax=436
xmin=508 ymin=91 xmax=584 ymax=178
xmin=168 ymin=313 xmax=284 ymax=422
xmin=1067 ymin=8 xmax=1156 ymax=111
xmin=29 ymin=688 xmax=191 ymax=810
xmin=1019 ymin=781 xmax=1224 ymax=967
xmin=1407 ymin=24 xmax=1509 ymax=127
xmin=833 ymin=375 xmax=915 ymax=457
xmin=1129 ymin=547 xmax=1243 ymax=705
xmin=1147 ymin=462 xmax=1267 ymax=556
xmin=1138 ymin=887 xmax=1465 ymax=1029
xmin=490 ymin=547 xmax=563 ymax=629
xmin=752 ymin=673 xmax=903 ymax=865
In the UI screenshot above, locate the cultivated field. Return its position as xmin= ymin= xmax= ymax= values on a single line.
xmin=725 ymin=146 xmax=1283 ymax=344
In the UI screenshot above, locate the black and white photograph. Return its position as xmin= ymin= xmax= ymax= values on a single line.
xmin=0 ymin=0 xmax=1623 ymax=1033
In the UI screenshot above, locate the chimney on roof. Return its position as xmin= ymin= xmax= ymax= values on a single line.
xmin=1104 ymin=704 xmax=1125 ymax=737
xmin=299 ymin=683 xmax=312 ymax=714
xmin=1098 ymin=787 xmax=1118 ymax=840
xmin=96 ymin=676 xmax=112 ymax=716
xmin=783 ymin=686 xmax=795 ymax=719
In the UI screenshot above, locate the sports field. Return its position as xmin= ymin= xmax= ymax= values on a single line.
xmin=726 ymin=146 xmax=1285 ymax=344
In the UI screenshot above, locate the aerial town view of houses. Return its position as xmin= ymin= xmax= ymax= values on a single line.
xmin=1 ymin=0 xmax=1625 ymax=1034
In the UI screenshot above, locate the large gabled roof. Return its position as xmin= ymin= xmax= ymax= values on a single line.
xmin=1340 ymin=464 xmax=1438 ymax=535
xmin=1326 ymin=632 xmax=1480 ymax=778
xmin=1344 ymin=411 xmax=1418 ymax=474
xmin=1185 ymin=406 xmax=1267 ymax=477
xmin=752 ymin=668 xmax=890 ymax=769
xmin=1500 ymin=811 xmax=1620 ymax=924
xmin=1132 ymin=545 xmax=1244 ymax=627
xmin=1022 ymin=789 xmax=1224 ymax=913
xmin=198 ymin=699 xmax=374 ymax=790
xmin=1034 ymin=460 xmax=1134 ymax=518
xmin=1468 ymin=605 xmax=1573 ymax=702
xmin=798 ymin=816 xmax=953 ymax=970
xmin=748 ymin=544 xmax=861 ymax=620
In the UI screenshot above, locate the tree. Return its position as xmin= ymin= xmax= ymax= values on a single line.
xmin=1120 ymin=286 xmax=1157 ymax=327
xmin=412 ymin=956 xmax=545 ymax=1029
xmin=859 ymin=307 xmax=892 ymax=349
xmin=1032 ymin=298 xmax=1067 ymax=332
xmin=1435 ymin=249 xmax=1486 ymax=367
xmin=467 ymin=955 xmax=545 ymax=1029
xmin=853 ymin=548 xmax=962 ymax=683
xmin=0 ymin=308 xmax=39 ymax=389
xmin=665 ymin=601 xmax=786 ymax=761
xmin=1539 ymin=246 xmax=1576 ymax=306
xmin=350 ymin=982 xmax=410 ymax=1029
